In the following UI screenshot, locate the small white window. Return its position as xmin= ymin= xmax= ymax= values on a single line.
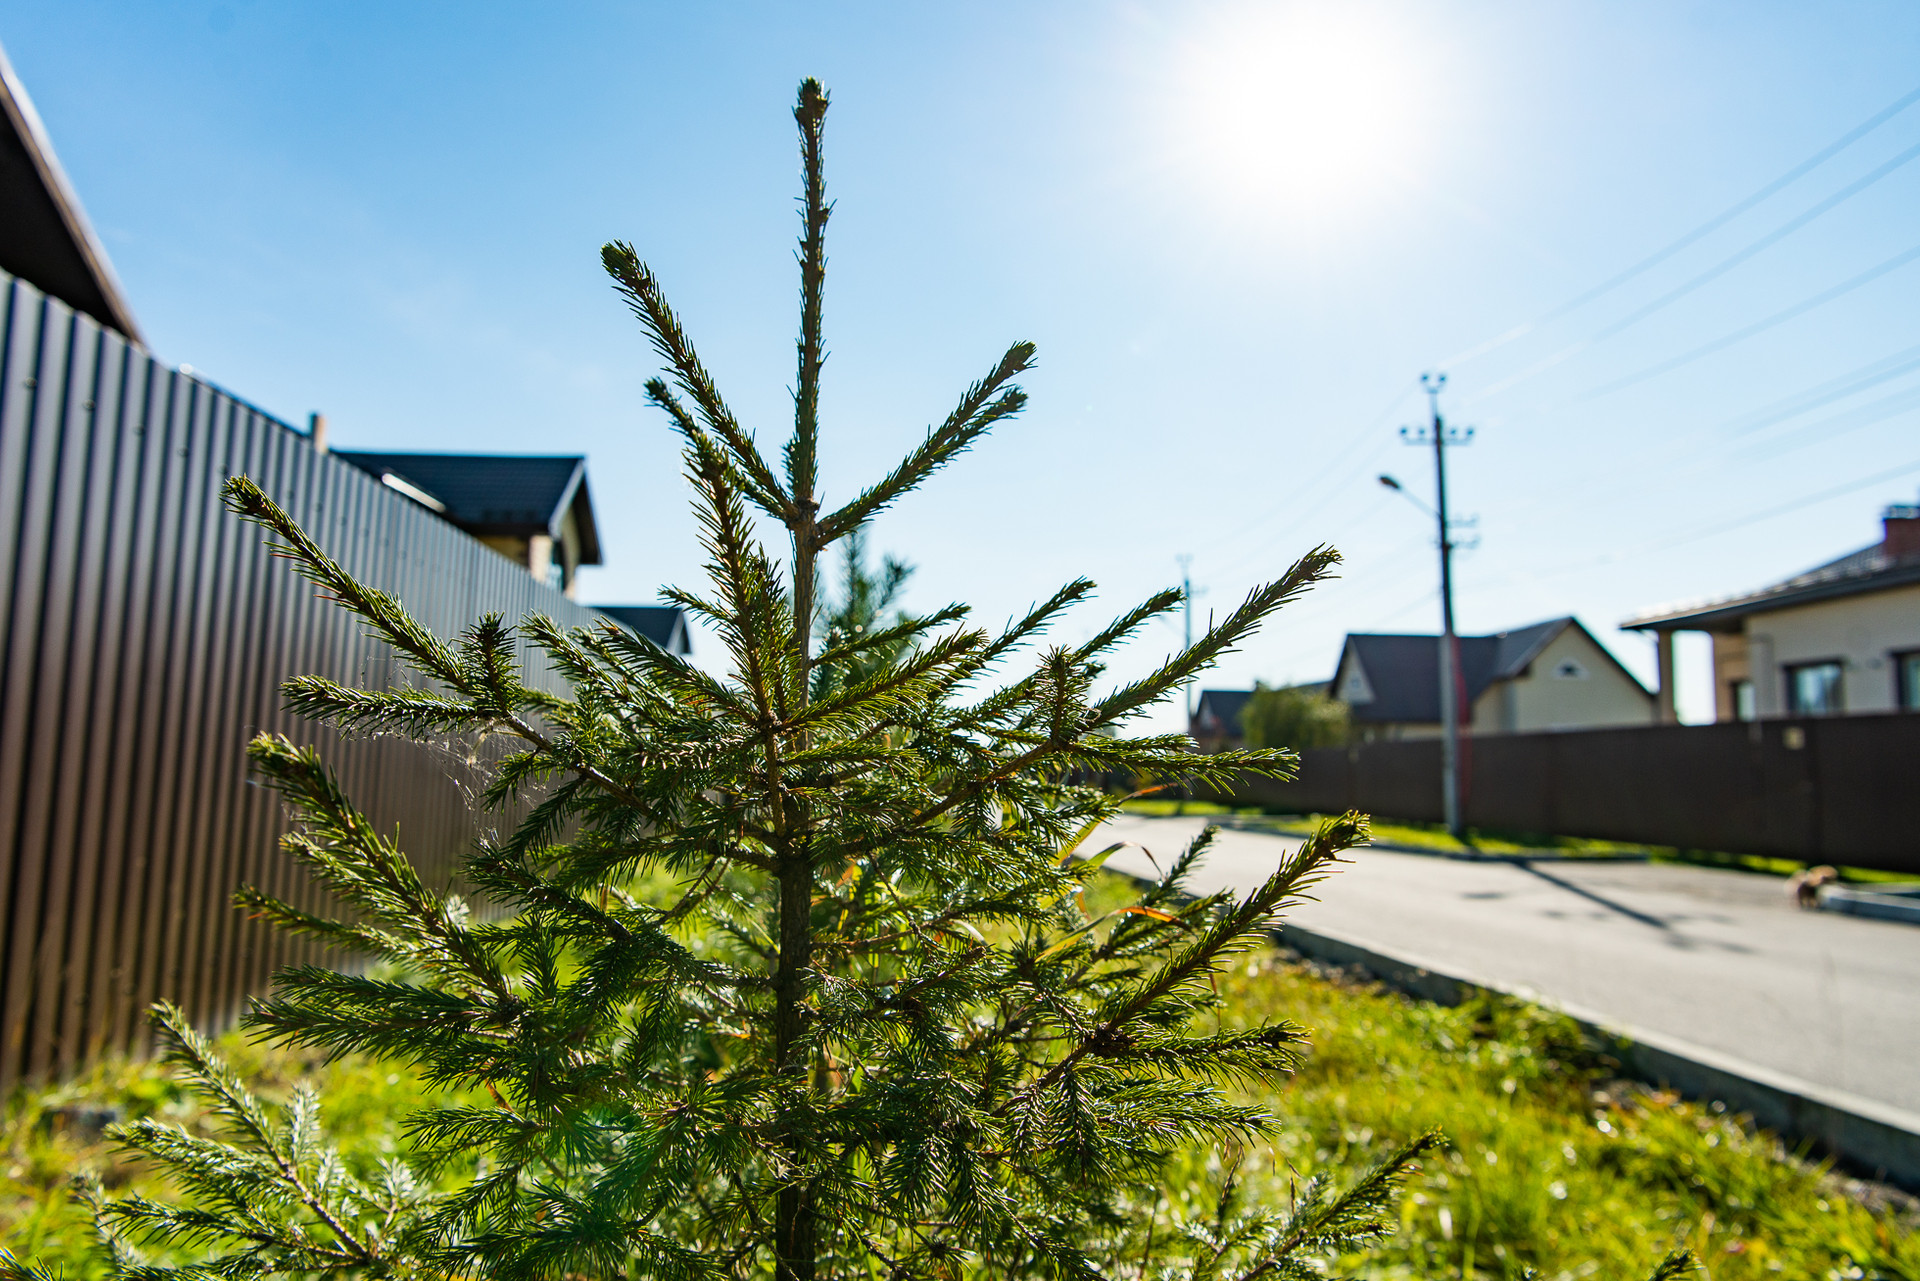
xmin=1339 ymin=659 xmax=1375 ymax=704
xmin=1551 ymin=659 xmax=1588 ymax=680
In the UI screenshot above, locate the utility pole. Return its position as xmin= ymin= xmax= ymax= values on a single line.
xmin=1176 ymin=553 xmax=1195 ymax=724
xmin=1400 ymin=373 xmax=1473 ymax=841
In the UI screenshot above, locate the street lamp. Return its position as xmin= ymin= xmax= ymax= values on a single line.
xmin=1378 ymin=473 xmax=1437 ymax=519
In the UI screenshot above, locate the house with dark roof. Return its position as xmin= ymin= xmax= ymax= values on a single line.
xmin=335 ymin=451 xmax=603 ymax=598
xmin=1623 ymin=499 xmax=1920 ymax=721
xmin=1331 ymin=617 xmax=1653 ymax=739
xmin=594 ymin=605 xmax=692 ymax=656
xmin=1189 ymin=689 xmax=1255 ymax=752
xmin=334 ymin=451 xmax=692 ymax=654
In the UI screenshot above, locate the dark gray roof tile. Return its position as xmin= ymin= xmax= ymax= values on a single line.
xmin=334 ymin=451 xmax=602 ymax=564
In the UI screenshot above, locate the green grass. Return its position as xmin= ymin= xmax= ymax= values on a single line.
xmin=8 ymin=953 xmax=1914 ymax=1279
xmin=1117 ymin=800 xmax=1918 ymax=883
xmin=1118 ymin=801 xmax=1644 ymax=858
xmin=1199 ymin=953 xmax=1919 ymax=1279
xmin=0 ymin=1034 xmax=484 ymax=1273
xmin=1118 ymin=798 xmax=1260 ymax=819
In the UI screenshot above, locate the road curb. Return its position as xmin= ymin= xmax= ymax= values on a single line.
xmin=1820 ymin=882 xmax=1920 ymax=926
xmin=1272 ymin=920 xmax=1920 ymax=1194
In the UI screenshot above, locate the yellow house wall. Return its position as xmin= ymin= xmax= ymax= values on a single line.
xmin=1741 ymin=583 xmax=1920 ymax=716
xmin=1475 ymin=627 xmax=1654 ymax=733
xmin=558 ymin=506 xmax=583 ymax=598
xmin=1711 ymin=633 xmax=1749 ymax=721
xmin=478 ymin=533 xmax=531 ymax=568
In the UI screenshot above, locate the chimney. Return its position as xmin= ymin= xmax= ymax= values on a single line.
xmin=1884 ymin=501 xmax=1920 ymax=561
xmin=308 ymin=412 xmax=329 ymax=453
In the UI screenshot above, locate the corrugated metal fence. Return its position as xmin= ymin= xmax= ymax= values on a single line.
xmin=1209 ymin=714 xmax=1920 ymax=874
xmin=0 ymin=268 xmax=604 ymax=1088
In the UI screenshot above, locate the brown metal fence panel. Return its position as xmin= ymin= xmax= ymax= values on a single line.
xmin=0 ymin=269 xmax=610 ymax=1087
xmin=1211 ymin=715 xmax=1920 ymax=874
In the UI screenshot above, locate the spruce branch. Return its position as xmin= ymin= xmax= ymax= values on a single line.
xmin=96 ymin=1005 xmax=386 ymax=1274
xmin=1645 ymin=1251 xmax=1700 ymax=1281
xmin=1092 ymin=548 xmax=1341 ymax=731
xmin=1236 ymin=1129 xmax=1443 ymax=1278
xmin=224 ymin=475 xmax=462 ymax=688
xmin=814 ymin=341 xmax=1036 ymax=546
xmin=1001 ymin=813 xmax=1366 ymax=1116
xmin=243 ymin=734 xmax=515 ymax=1004
xmin=603 ymin=246 xmax=792 ymax=520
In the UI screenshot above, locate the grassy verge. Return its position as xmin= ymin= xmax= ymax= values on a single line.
xmin=7 ymin=949 xmax=1913 ymax=1279
xmin=1118 ymin=800 xmax=1917 ymax=883
xmin=1118 ymin=800 xmax=1646 ymax=858
xmin=1203 ymin=953 xmax=1918 ymax=1279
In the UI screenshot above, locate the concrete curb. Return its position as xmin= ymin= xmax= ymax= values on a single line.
xmin=1820 ymin=883 xmax=1920 ymax=926
xmin=1273 ymin=920 xmax=1920 ymax=1194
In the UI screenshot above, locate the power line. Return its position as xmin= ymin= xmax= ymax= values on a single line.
xmin=1357 ymin=587 xmax=1439 ymax=632
xmin=1469 ymin=136 xmax=1920 ymax=406
xmin=1723 ymin=341 xmax=1920 ymax=436
xmin=1629 ymin=455 xmax=1920 ymax=555
xmin=1740 ymin=382 xmax=1920 ymax=462
xmin=1189 ymin=379 xmax=1418 ymax=560
xmin=1478 ymin=455 xmax=1920 ymax=594
xmin=1489 ymin=349 xmax=1920 ymax=544
xmin=1587 ymin=138 xmax=1920 ymax=344
xmin=1578 ymin=239 xmax=1920 ymax=400
xmin=1439 ymin=81 xmax=1920 ymax=371
xmin=1218 ymin=528 xmax=1435 ymax=629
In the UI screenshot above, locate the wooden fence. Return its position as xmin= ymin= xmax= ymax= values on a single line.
xmin=1208 ymin=714 xmax=1920 ymax=874
xmin=0 ymin=268 xmax=605 ymax=1088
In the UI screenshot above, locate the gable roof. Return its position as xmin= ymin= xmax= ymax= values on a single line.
xmin=1191 ymin=688 xmax=1253 ymax=736
xmin=334 ymin=451 xmax=602 ymax=565
xmin=594 ymin=605 xmax=691 ymax=655
xmin=1623 ymin=535 xmax=1920 ymax=633
xmin=1335 ymin=617 xmax=1644 ymax=724
xmin=0 ymin=41 xmax=143 ymax=341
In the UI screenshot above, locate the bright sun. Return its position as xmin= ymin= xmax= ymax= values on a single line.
xmin=1167 ymin=6 xmax=1426 ymax=223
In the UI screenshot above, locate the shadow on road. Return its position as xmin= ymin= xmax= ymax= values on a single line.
xmin=1513 ymin=860 xmax=1675 ymax=932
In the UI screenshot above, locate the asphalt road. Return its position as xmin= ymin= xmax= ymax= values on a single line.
xmin=1093 ymin=815 xmax=1920 ymax=1117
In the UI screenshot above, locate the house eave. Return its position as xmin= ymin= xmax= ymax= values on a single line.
xmin=1623 ymin=560 xmax=1920 ymax=633
xmin=0 ymin=41 xmax=144 ymax=343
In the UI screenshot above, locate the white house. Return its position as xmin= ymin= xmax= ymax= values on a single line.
xmin=1624 ymin=500 xmax=1920 ymax=721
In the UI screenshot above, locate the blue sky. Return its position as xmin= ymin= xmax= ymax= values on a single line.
xmin=9 ymin=2 xmax=1920 ymax=729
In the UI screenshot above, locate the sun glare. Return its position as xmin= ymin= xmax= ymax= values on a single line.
xmin=1167 ymin=6 xmax=1426 ymax=224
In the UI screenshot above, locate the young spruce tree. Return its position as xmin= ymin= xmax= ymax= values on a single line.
xmin=9 ymin=82 xmax=1694 ymax=1281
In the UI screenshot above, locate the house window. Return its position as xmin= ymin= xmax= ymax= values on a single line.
xmin=1898 ymin=651 xmax=1920 ymax=711
xmin=1730 ymin=680 xmax=1755 ymax=721
xmin=1552 ymin=658 xmax=1589 ymax=680
xmin=1784 ymin=661 xmax=1843 ymax=716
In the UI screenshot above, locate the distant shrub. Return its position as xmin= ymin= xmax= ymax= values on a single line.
xmin=1242 ymin=680 xmax=1351 ymax=750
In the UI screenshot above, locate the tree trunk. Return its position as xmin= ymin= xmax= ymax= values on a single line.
xmin=773 ymin=848 xmax=816 ymax=1281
